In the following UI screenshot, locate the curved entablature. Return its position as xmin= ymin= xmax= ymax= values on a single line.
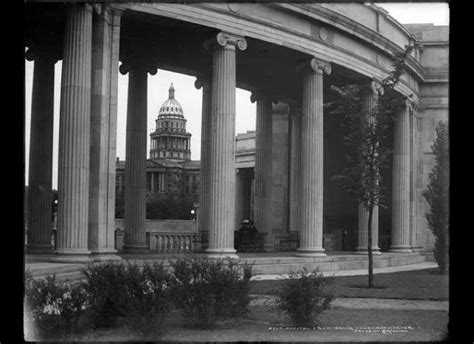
xmin=116 ymin=2 xmax=424 ymax=102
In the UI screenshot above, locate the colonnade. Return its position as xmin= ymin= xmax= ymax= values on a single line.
xmin=26 ymin=4 xmax=418 ymax=261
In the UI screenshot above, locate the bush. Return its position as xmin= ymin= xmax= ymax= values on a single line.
xmin=170 ymin=256 xmax=253 ymax=329
xmin=24 ymin=273 xmax=88 ymax=340
xmin=83 ymin=261 xmax=173 ymax=335
xmin=423 ymin=121 xmax=449 ymax=274
xmin=276 ymin=268 xmax=333 ymax=327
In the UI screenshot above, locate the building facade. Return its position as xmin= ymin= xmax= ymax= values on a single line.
xmin=25 ymin=3 xmax=448 ymax=261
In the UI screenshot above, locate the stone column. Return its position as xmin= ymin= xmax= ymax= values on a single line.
xmin=289 ymin=106 xmax=301 ymax=233
xmin=390 ymin=99 xmax=413 ymax=253
xmin=251 ymin=92 xmax=273 ymax=250
xmin=410 ymin=103 xmax=422 ymax=251
xmin=195 ymin=77 xmax=211 ymax=241
xmin=120 ymin=59 xmax=157 ymax=253
xmin=88 ymin=5 xmax=122 ymax=260
xmin=296 ymin=58 xmax=331 ymax=257
xmin=53 ymin=4 xmax=93 ymax=262
xmin=205 ymin=32 xmax=247 ymax=258
xmin=25 ymin=49 xmax=56 ymax=253
xmin=355 ymin=80 xmax=384 ymax=255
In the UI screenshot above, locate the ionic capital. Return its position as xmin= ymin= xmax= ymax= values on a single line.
xmin=119 ymin=58 xmax=158 ymax=76
xmin=404 ymin=95 xmax=419 ymax=112
xmin=250 ymin=91 xmax=265 ymax=103
xmin=362 ymin=79 xmax=384 ymax=96
xmin=194 ymin=76 xmax=211 ymax=90
xmin=204 ymin=32 xmax=247 ymax=51
xmin=297 ymin=57 xmax=331 ymax=75
xmin=217 ymin=32 xmax=247 ymax=50
xmin=250 ymin=91 xmax=278 ymax=104
xmin=408 ymin=34 xmax=424 ymax=52
xmin=311 ymin=58 xmax=332 ymax=75
xmin=25 ymin=47 xmax=59 ymax=64
xmin=91 ymin=3 xmax=102 ymax=15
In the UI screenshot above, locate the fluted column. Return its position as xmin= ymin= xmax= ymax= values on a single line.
xmin=296 ymin=58 xmax=331 ymax=257
xmin=25 ymin=49 xmax=56 ymax=253
xmin=120 ymin=59 xmax=157 ymax=253
xmin=205 ymin=32 xmax=247 ymax=258
xmin=53 ymin=4 xmax=93 ymax=261
xmin=356 ymin=80 xmax=383 ymax=255
xmin=88 ymin=5 xmax=122 ymax=260
xmin=410 ymin=103 xmax=421 ymax=250
xmin=252 ymin=92 xmax=273 ymax=250
xmin=195 ymin=77 xmax=211 ymax=242
xmin=289 ymin=106 xmax=301 ymax=233
xmin=390 ymin=99 xmax=413 ymax=253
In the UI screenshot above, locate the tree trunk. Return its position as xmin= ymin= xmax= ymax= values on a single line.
xmin=367 ymin=205 xmax=374 ymax=288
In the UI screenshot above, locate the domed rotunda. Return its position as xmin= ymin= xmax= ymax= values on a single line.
xmin=150 ymin=83 xmax=192 ymax=161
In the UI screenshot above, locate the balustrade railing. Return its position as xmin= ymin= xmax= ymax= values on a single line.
xmin=146 ymin=232 xmax=202 ymax=253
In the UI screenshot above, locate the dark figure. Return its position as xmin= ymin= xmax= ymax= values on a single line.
xmin=235 ymin=219 xmax=251 ymax=251
xmin=246 ymin=220 xmax=258 ymax=241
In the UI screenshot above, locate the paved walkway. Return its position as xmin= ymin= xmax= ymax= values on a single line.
xmin=250 ymin=261 xmax=438 ymax=280
xmin=250 ymin=294 xmax=448 ymax=311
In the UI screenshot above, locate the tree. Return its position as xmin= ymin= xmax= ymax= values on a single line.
xmin=327 ymin=46 xmax=415 ymax=287
xmin=422 ymin=121 xmax=449 ymax=274
xmin=146 ymin=192 xmax=193 ymax=220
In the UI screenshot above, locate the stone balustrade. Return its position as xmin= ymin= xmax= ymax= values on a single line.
xmin=114 ymin=219 xmax=200 ymax=253
xmin=147 ymin=232 xmax=202 ymax=253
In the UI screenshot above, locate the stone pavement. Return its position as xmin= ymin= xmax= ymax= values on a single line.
xmin=250 ymin=261 xmax=438 ymax=280
xmin=250 ymin=294 xmax=448 ymax=311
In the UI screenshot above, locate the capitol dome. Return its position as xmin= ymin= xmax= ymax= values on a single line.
xmin=150 ymin=83 xmax=192 ymax=161
xmin=158 ymin=83 xmax=184 ymax=117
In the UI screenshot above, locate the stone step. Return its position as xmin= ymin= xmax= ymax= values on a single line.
xmin=27 ymin=253 xmax=428 ymax=281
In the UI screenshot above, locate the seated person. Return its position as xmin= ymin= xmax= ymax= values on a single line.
xmin=245 ymin=220 xmax=258 ymax=242
xmin=236 ymin=219 xmax=251 ymax=250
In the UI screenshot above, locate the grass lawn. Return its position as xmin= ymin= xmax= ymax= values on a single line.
xmin=29 ymin=304 xmax=447 ymax=342
xmin=249 ymin=268 xmax=449 ymax=300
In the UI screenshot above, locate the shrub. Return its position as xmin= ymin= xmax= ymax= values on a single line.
xmin=82 ymin=262 xmax=130 ymax=328
xmin=83 ymin=261 xmax=172 ymax=335
xmin=170 ymin=256 xmax=253 ymax=329
xmin=276 ymin=268 xmax=333 ymax=327
xmin=24 ymin=273 xmax=88 ymax=340
xmin=423 ymin=121 xmax=449 ymax=274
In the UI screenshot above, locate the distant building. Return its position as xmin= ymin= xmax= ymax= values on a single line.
xmin=116 ymin=84 xmax=200 ymax=204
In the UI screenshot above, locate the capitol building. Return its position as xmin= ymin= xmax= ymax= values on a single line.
xmin=116 ymin=84 xmax=200 ymax=203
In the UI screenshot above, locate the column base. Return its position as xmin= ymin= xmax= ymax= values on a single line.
xmin=90 ymin=249 xmax=122 ymax=262
xmin=389 ymin=245 xmax=413 ymax=253
xmin=296 ymin=247 xmax=326 ymax=257
xmin=26 ymin=244 xmax=53 ymax=254
xmin=206 ymin=248 xmax=239 ymax=259
xmin=355 ymin=247 xmax=382 ymax=255
xmin=122 ymin=245 xmax=149 ymax=254
xmin=411 ymin=246 xmax=424 ymax=252
xmin=50 ymin=249 xmax=92 ymax=263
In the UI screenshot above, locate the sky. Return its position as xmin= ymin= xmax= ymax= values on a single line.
xmin=24 ymin=2 xmax=449 ymax=189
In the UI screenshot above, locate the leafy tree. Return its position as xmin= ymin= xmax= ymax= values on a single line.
xmin=327 ymin=46 xmax=415 ymax=287
xmin=146 ymin=192 xmax=193 ymax=220
xmin=422 ymin=121 xmax=449 ymax=274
